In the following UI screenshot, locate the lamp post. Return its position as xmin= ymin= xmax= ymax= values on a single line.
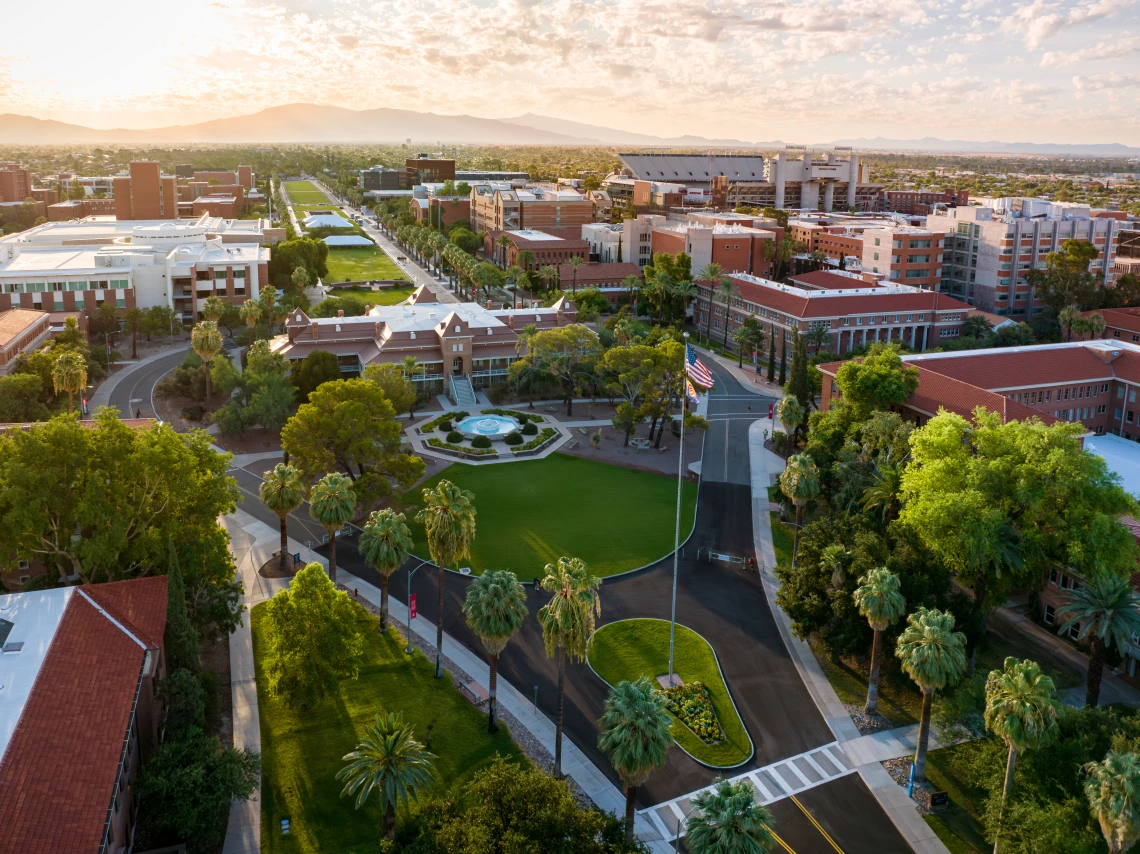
xmin=674 ymin=802 xmax=701 ymax=853
xmin=666 ymin=331 xmax=689 ymax=688
xmin=405 ymin=559 xmax=431 ymax=654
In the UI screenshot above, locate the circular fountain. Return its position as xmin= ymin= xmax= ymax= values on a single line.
xmin=456 ymin=414 xmax=520 ymax=441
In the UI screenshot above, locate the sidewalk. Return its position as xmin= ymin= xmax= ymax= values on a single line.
xmin=747 ymin=420 xmax=949 ymax=854
xmin=694 ymin=343 xmax=783 ymax=397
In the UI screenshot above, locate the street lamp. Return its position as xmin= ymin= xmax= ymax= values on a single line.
xmin=405 ymin=559 xmax=431 ymax=654
xmin=673 ymin=802 xmax=701 ymax=853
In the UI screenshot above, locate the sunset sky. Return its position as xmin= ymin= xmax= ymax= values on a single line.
xmin=3 ymin=0 xmax=1138 ymax=144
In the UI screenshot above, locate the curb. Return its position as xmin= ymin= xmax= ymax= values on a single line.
xmin=90 ymin=343 xmax=191 ymax=410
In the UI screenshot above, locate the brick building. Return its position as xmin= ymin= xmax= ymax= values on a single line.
xmin=650 ymin=219 xmax=778 ymax=279
xmin=878 ymin=189 xmax=969 ymax=215
xmin=0 ymin=308 xmax=52 ymax=374
xmin=46 ymin=198 xmax=119 ymax=221
xmin=0 ymin=163 xmax=32 ymax=203
xmin=471 ymin=186 xmax=601 ymax=233
xmin=406 ymin=156 xmax=455 ymax=188
xmin=112 ymin=161 xmax=178 ymax=221
xmin=860 ymin=225 xmax=945 ymax=291
xmin=486 ymin=229 xmax=589 ymax=269
xmin=410 ymin=195 xmax=471 ymax=230
xmin=361 ymin=166 xmax=401 ymax=191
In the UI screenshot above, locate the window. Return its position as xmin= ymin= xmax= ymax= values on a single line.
xmin=1043 ymin=604 xmax=1056 ymax=625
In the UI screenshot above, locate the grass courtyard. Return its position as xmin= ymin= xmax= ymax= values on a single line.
xmin=252 ymin=602 xmax=524 ymax=854
xmin=404 ymin=454 xmax=698 ymax=579
xmin=587 ymin=619 xmax=753 ymax=767
xmin=325 ymin=247 xmax=408 ymax=284
xmin=284 ymin=180 xmax=332 ymax=205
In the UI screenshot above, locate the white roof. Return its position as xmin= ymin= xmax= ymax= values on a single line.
xmin=1085 ymin=434 xmax=1140 ymax=499
xmin=324 ymin=235 xmax=374 ymax=247
xmin=302 ymin=213 xmax=353 ymax=229
xmin=512 ymin=229 xmax=563 ymax=241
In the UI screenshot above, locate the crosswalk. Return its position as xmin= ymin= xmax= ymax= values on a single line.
xmin=640 ymin=741 xmax=856 ymax=842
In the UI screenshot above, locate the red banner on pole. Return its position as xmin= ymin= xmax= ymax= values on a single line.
xmin=768 ymin=403 xmax=774 ymax=420
xmin=410 ymin=594 xmax=417 ymax=619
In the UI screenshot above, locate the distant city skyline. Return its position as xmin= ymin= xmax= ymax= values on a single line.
xmin=3 ymin=0 xmax=1139 ymax=145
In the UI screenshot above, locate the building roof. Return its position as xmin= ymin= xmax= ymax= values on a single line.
xmin=618 ymin=153 xmax=769 ymax=182
xmin=1085 ymin=434 xmax=1140 ymax=498
xmin=903 ymin=344 xmax=1117 ymax=390
xmin=1093 ymin=307 xmax=1140 ymax=336
xmin=788 ymin=270 xmax=877 ymax=291
xmin=558 ymin=262 xmax=643 ymax=283
xmin=323 ymin=235 xmax=374 ymax=247
xmin=0 ymin=309 xmax=48 ymax=347
xmin=726 ymin=272 xmax=972 ymax=320
xmin=302 ymin=213 xmax=353 ymax=229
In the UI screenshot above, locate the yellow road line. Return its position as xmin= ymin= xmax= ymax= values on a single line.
xmin=770 ymin=830 xmax=798 ymax=854
xmin=790 ymin=795 xmax=845 ymax=854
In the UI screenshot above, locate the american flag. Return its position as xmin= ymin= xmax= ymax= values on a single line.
xmin=686 ymin=344 xmax=714 ymax=388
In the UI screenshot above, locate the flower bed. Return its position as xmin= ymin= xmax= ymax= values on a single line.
xmin=426 ymin=437 xmax=497 ymax=457
xmin=421 ymin=411 xmax=469 ymax=433
xmin=514 ymin=427 xmax=557 ymax=453
xmin=481 ymin=407 xmax=543 ymax=423
xmin=661 ymin=681 xmax=725 ymax=744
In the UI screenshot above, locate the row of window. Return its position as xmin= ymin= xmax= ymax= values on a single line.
xmin=1012 ymin=384 xmax=1108 ymax=406
xmin=3 ymin=279 xmax=130 ymax=294
xmin=1058 ymin=406 xmax=1105 ymax=420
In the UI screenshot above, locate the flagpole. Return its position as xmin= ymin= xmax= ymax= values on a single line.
xmin=668 ymin=332 xmax=689 ymax=688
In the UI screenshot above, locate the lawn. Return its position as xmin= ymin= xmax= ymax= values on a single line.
xmin=325 ymin=247 xmax=408 ymax=284
xmin=325 ymin=287 xmax=417 ymax=312
xmin=252 ymin=602 xmax=524 ymax=854
xmin=285 ymin=180 xmax=332 ymax=205
xmin=404 ymin=454 xmax=698 ymax=579
xmin=587 ymin=619 xmax=753 ymax=767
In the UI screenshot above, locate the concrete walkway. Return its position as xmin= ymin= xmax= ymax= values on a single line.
xmin=747 ymin=420 xmax=950 ymax=854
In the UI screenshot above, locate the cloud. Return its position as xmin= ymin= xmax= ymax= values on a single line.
xmin=1003 ymin=0 xmax=1118 ymax=48
xmin=1041 ymin=34 xmax=1140 ymax=65
xmin=1073 ymin=71 xmax=1140 ymax=93
xmin=333 ymin=34 xmax=359 ymax=48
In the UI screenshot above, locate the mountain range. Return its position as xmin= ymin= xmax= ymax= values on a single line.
xmin=1 ymin=104 xmax=1137 ymax=156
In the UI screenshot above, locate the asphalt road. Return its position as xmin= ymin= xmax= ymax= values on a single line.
xmin=105 ymin=348 xmax=189 ymax=418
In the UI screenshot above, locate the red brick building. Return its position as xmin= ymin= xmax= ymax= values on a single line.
xmin=47 ymin=198 xmax=119 ymax=221
xmin=487 ymin=228 xmax=590 ymax=270
xmin=113 ymin=161 xmax=178 ymax=221
xmin=0 ymin=308 xmax=52 ymax=374
xmin=0 ymin=163 xmax=31 ymax=203
xmin=878 ymin=189 xmax=969 ymax=215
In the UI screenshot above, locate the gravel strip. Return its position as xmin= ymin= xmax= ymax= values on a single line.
xmin=844 ymin=703 xmax=894 ymax=736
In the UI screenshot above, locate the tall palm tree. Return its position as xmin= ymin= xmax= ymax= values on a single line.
xmin=463 ymin=569 xmax=527 ymax=733
xmin=985 ymin=656 xmax=1060 ymax=853
xmin=686 ymin=778 xmax=776 ymax=854
xmin=1056 ymin=573 xmax=1140 ymax=707
xmin=497 ymin=233 xmax=512 ymax=267
xmin=51 ymin=350 xmax=87 ymax=415
xmin=1086 ymin=312 xmax=1107 ymax=339
xmin=415 ymin=480 xmax=476 ymax=679
xmin=716 ymin=278 xmax=738 ymax=351
xmin=540 ymin=264 xmax=560 ymax=292
xmin=259 ymin=463 xmax=305 ymax=575
xmin=860 ymin=463 xmax=903 ymax=525
xmin=669 ymin=276 xmax=698 ymax=322
xmin=567 ymin=254 xmax=584 ymax=296
xmin=538 ymin=555 xmax=601 ymax=777
xmin=1084 ymin=749 xmax=1140 ymax=854
xmin=124 ymin=306 xmax=143 ymax=360
xmin=517 ymin=248 xmax=535 ymax=273
xmin=201 ymin=295 xmax=227 ymax=322
xmin=336 ymin=711 xmax=436 ymax=841
xmin=853 ymin=568 xmax=907 ymax=715
xmin=775 ymin=394 xmax=804 ymax=446
xmin=515 ymin=322 xmax=538 ymax=355
xmin=621 ymin=274 xmax=641 ymax=313
xmin=506 ymin=265 xmax=522 ymax=309
xmin=646 ymin=270 xmax=673 ymax=323
xmin=1058 ymin=304 xmax=1082 ymax=341
xmin=359 ymin=509 xmax=413 ymax=632
xmin=803 ymin=324 xmax=831 ymax=353
xmin=895 ymin=607 xmax=968 ymax=781
xmin=191 ymin=320 xmax=223 ymax=401
xmin=308 ymin=472 xmax=356 ymax=582
xmin=239 ymin=298 xmax=262 ymax=340
xmin=597 ymin=677 xmax=673 ymax=838
xmin=401 ymin=354 xmax=424 ymax=383
xmin=778 ymin=453 xmax=819 ymax=567
xmin=734 ymin=317 xmax=765 ymax=369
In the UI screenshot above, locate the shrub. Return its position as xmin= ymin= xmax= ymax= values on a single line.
xmin=522 ymin=421 xmax=538 ymax=435
xmin=487 ymin=384 xmax=509 ymax=405
xmin=504 ymin=432 xmax=523 ymax=446
xmin=516 ymin=427 xmax=557 ymax=451
xmin=181 ymin=405 xmax=206 ymax=421
xmin=447 ymin=430 xmax=463 ymax=443
xmin=471 ymin=435 xmax=492 ymax=449
xmin=439 ymin=419 xmax=453 ymax=432
xmin=661 ymin=681 xmax=725 ymax=744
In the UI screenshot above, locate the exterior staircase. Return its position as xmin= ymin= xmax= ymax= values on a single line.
xmin=449 ymin=374 xmax=477 ymax=408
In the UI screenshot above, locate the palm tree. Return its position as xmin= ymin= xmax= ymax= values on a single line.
xmin=645 ymin=270 xmax=672 ymax=323
xmin=51 ymin=350 xmax=87 ymax=415
xmin=621 ymin=274 xmax=641 ymax=313
xmin=517 ymin=248 xmax=535 ymax=273
xmin=1059 ymin=304 xmax=1082 ymax=341
xmin=239 ymin=298 xmax=262 ymax=340
xmin=597 ymin=677 xmax=672 ymax=838
xmin=506 ymin=265 xmax=522 ymax=309
xmin=778 ymin=453 xmax=819 ymax=567
xmin=415 ymin=480 xmax=476 ymax=679
xmin=191 ymin=320 xmax=223 ymax=401
xmin=124 ymin=306 xmax=143 ymax=360
xmin=359 ymin=509 xmax=413 ymax=632
xmin=463 ymin=569 xmax=527 ymax=733
xmin=775 ymin=394 xmax=803 ymax=443
xmin=860 ymin=463 xmax=903 ymax=525
xmin=538 ymin=555 xmax=601 ymax=777
xmin=497 ymin=233 xmax=512 ymax=267
xmin=686 ymin=778 xmax=776 ymax=854
xmin=716 ymin=278 xmax=738 ymax=351
xmin=1084 ymin=749 xmax=1140 ymax=854
xmin=308 ymin=472 xmax=356 ymax=582
xmin=567 ymin=254 xmax=584 ymax=296
xmin=985 ymin=657 xmax=1060 ymax=852
xmin=259 ymin=463 xmax=305 ymax=575
xmin=734 ymin=317 xmax=765 ymax=369
xmin=962 ymin=314 xmax=993 ymax=339
xmin=515 ymin=322 xmax=538 ymax=356
xmin=803 ymin=324 xmax=831 ymax=353
xmin=540 ymin=264 xmax=560 ymax=292
xmin=669 ymin=277 xmax=698 ymax=322
xmin=336 ymin=711 xmax=436 ymax=841
xmin=401 ymin=354 xmax=424 ymax=383
xmin=820 ymin=544 xmax=848 ymax=591
xmin=895 ymin=607 xmax=968 ymax=781
xmin=854 ymin=568 xmax=907 ymax=715
xmin=696 ymin=262 xmax=727 ymax=334
xmin=1056 ymin=573 xmax=1140 ymax=707
xmin=201 ymin=295 xmax=227 ymax=323
xmin=1086 ymin=312 xmax=1107 ymax=339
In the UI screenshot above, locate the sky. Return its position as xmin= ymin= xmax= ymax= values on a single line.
xmin=2 ymin=0 xmax=1139 ymax=145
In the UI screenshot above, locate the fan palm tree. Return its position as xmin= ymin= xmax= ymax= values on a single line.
xmin=124 ymin=306 xmax=143 ymax=360
xmin=506 ymin=265 xmax=522 ymax=308
xmin=861 ymin=462 xmax=903 ymax=525
xmin=1086 ymin=311 xmax=1107 ymax=339
xmin=1059 ymin=304 xmax=1082 ymax=341
xmin=686 ymin=778 xmax=776 ymax=854
xmin=775 ymin=394 xmax=804 ymax=446
xmin=670 ymin=277 xmax=698 ymax=320
xmin=415 ymin=480 xmax=476 ymax=679
xmin=621 ymin=274 xmax=641 ymax=313
xmin=645 ymin=270 xmax=672 ymax=323
xmin=778 ymin=452 xmax=817 ymax=567
xmin=567 ymin=254 xmax=584 ymax=296
xmin=1056 ymin=572 xmax=1140 ymax=707
xmin=985 ymin=657 xmax=1060 ymax=852
xmin=734 ymin=317 xmax=765 ymax=369
xmin=359 ymin=509 xmax=414 ymax=632
xmin=51 ymin=350 xmax=87 ymax=415
xmin=190 ymin=320 xmax=223 ymax=401
xmin=308 ymin=472 xmax=356 ymax=582
xmin=597 ymin=677 xmax=673 ymax=838
xmin=538 ymin=555 xmax=601 ymax=777
xmin=463 ymin=569 xmax=527 ymax=733
xmin=336 ymin=711 xmax=436 ymax=841
xmin=540 ymin=264 xmax=560 ymax=292
xmin=515 ymin=322 xmax=538 ymax=356
xmin=259 ymin=463 xmax=305 ymax=575
xmin=803 ymin=324 xmax=831 ymax=353
xmin=962 ymin=314 xmax=993 ymax=339
xmin=239 ymin=298 xmax=262 ymax=340
xmin=854 ymin=568 xmax=907 ymax=714
xmin=517 ymin=248 xmax=535 ymax=273
xmin=1084 ymin=749 xmax=1140 ymax=854
xmin=716 ymin=278 xmax=738 ymax=351
xmin=201 ymin=295 xmax=227 ymax=323
xmin=895 ymin=607 xmax=968 ymax=781
xmin=401 ymin=354 xmax=424 ymax=383
xmin=497 ymin=233 xmax=512 ymax=266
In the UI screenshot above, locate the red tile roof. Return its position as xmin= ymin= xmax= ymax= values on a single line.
xmin=86 ymin=576 xmax=167 ymax=649
xmin=1093 ymin=308 xmax=1140 ymax=336
xmin=558 ymin=262 xmax=642 ymax=283
xmin=0 ymin=581 xmax=165 ymax=854
xmin=908 ymin=346 xmax=1116 ymax=389
xmin=788 ymin=270 xmax=879 ymax=290
xmin=727 ymin=275 xmax=972 ymax=319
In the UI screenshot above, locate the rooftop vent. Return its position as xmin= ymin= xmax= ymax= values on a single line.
xmin=2 ymin=642 xmax=23 ymax=654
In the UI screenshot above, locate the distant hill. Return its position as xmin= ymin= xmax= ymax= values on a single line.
xmin=822 ymin=136 xmax=1140 ymax=156
xmin=500 ymin=113 xmax=758 ymax=147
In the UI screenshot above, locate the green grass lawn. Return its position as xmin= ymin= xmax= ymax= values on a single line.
xmin=404 ymin=454 xmax=697 ymax=579
xmin=587 ymin=619 xmax=753 ymax=767
xmin=252 ymin=602 xmax=524 ymax=854
xmin=324 ymin=286 xmax=417 ymax=311
xmin=285 ymin=180 xmax=331 ymax=205
xmin=770 ymin=514 xmax=794 ymax=569
xmin=325 ymin=247 xmax=408 ymax=283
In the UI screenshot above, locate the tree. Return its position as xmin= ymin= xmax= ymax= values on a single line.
xmin=522 ymin=324 xmax=602 ymax=416
xmin=1057 ymin=573 xmax=1140 ymax=708
xmin=259 ymin=463 xmax=305 ymax=575
xmin=963 ymin=314 xmax=993 ymax=339
xmin=281 ymin=378 xmax=424 ymax=506
xmin=190 ymin=321 xmax=222 ymax=401
xmin=336 ymin=711 xmax=436 ymax=841
xmin=895 ymin=607 xmax=968 ymax=781
xmin=51 ymin=350 xmax=86 ymax=414
xmin=0 ymin=374 xmax=48 ymax=422
xmin=291 ymin=349 xmax=341 ymax=402
xmin=779 ymin=453 xmax=819 ymax=567
xmin=262 ymin=562 xmax=364 ymax=709
xmin=359 ymin=508 xmax=413 ymax=632
xmin=239 ymin=299 xmax=262 ymax=339
xmin=165 ymin=537 xmax=200 ymax=673
xmin=778 ymin=333 xmax=787 ymax=385
xmin=734 ymin=317 xmax=765 ymax=369
xmin=308 ymin=472 xmax=356 ymax=582
xmin=597 ymin=677 xmax=672 ymax=838
xmin=538 ymin=555 xmax=602 ymax=777
xmin=163 ymin=668 xmax=206 ymax=740
xmin=985 ymin=657 xmax=1061 ymax=851
xmin=766 ymin=334 xmax=776 ymax=382
xmin=1086 ymin=312 xmax=1107 ymax=339
xmin=776 ymin=394 xmax=804 ymax=448
xmin=463 ymin=569 xmax=528 ymax=733
xmin=621 ymin=274 xmax=640 ymax=311
xmin=715 ymin=278 xmax=737 ymax=351
xmin=786 ymin=333 xmax=812 ymax=423
xmin=200 ymin=296 xmax=227 ymax=323
xmin=1059 ymin=304 xmax=1082 ymax=341
xmin=803 ymin=324 xmax=831 ymax=353
xmin=1084 ymin=749 xmax=1140 ymax=854
xmin=853 ymin=567 xmax=906 ymax=714
xmin=567 ymin=254 xmax=584 ymax=296
xmin=833 ymin=343 xmax=919 ymax=420
xmin=415 ymin=479 xmax=476 ymax=679
xmin=686 ymin=779 xmax=776 ymax=854
xmin=540 ymin=264 xmax=560 ymax=292
xmin=124 ymin=306 xmax=143 ymax=360
xmin=363 ymin=362 xmax=416 ymax=417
